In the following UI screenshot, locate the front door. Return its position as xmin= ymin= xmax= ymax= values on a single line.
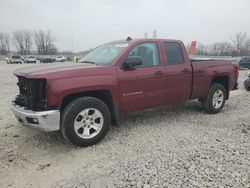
xmin=118 ymin=42 xmax=166 ymax=112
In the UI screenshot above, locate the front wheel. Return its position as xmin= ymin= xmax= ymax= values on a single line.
xmin=201 ymin=83 xmax=226 ymax=114
xmin=61 ymin=97 xmax=111 ymax=147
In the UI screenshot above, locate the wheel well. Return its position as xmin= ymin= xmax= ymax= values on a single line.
xmin=211 ymin=76 xmax=229 ymax=99
xmin=61 ymin=90 xmax=119 ymax=126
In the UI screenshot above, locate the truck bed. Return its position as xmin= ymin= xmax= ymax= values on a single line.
xmin=190 ymin=60 xmax=238 ymax=100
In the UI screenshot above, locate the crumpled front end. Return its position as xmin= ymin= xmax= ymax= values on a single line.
xmin=14 ymin=76 xmax=47 ymax=111
xmin=11 ymin=76 xmax=60 ymax=131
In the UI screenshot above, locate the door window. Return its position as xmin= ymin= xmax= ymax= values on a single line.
xmin=245 ymin=58 xmax=250 ymax=63
xmin=164 ymin=42 xmax=184 ymax=65
xmin=128 ymin=42 xmax=160 ymax=67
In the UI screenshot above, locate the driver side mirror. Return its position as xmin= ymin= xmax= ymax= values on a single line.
xmin=123 ymin=56 xmax=143 ymax=69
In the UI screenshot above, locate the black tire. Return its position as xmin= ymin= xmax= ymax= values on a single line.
xmin=61 ymin=97 xmax=111 ymax=147
xmin=201 ymin=83 xmax=226 ymax=114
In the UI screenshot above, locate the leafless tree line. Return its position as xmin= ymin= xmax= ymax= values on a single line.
xmin=192 ymin=32 xmax=250 ymax=56
xmin=0 ymin=33 xmax=10 ymax=55
xmin=34 ymin=30 xmax=57 ymax=55
xmin=0 ymin=30 xmax=57 ymax=55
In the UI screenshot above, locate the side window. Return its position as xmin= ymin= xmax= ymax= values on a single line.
xmin=128 ymin=42 xmax=160 ymax=67
xmin=240 ymin=58 xmax=245 ymax=63
xmin=164 ymin=42 xmax=184 ymax=65
xmin=246 ymin=58 xmax=250 ymax=63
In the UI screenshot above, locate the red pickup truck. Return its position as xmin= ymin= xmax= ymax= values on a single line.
xmin=11 ymin=38 xmax=239 ymax=147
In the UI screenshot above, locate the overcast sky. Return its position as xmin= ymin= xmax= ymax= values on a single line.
xmin=0 ymin=0 xmax=249 ymax=52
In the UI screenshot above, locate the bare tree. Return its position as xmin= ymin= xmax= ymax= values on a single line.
xmin=209 ymin=43 xmax=221 ymax=56
xmin=231 ymin=32 xmax=250 ymax=56
xmin=219 ymin=42 xmax=234 ymax=56
xmin=12 ymin=30 xmax=32 ymax=55
xmin=23 ymin=31 xmax=32 ymax=54
xmin=34 ymin=30 xmax=45 ymax=54
xmin=0 ymin=33 xmax=10 ymax=55
xmin=34 ymin=30 xmax=57 ymax=55
xmin=13 ymin=30 xmax=25 ymax=54
xmin=242 ymin=38 xmax=250 ymax=56
xmin=208 ymin=42 xmax=234 ymax=56
xmin=45 ymin=30 xmax=56 ymax=54
xmin=196 ymin=43 xmax=210 ymax=55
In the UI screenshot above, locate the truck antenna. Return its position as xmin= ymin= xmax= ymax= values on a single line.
xmin=126 ymin=36 xmax=132 ymax=41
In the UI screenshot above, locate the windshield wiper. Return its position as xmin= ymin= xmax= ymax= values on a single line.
xmin=81 ymin=61 xmax=96 ymax=65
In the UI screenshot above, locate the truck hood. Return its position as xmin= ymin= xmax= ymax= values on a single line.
xmin=14 ymin=63 xmax=112 ymax=79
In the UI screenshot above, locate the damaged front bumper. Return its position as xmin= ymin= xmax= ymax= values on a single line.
xmin=11 ymin=102 xmax=60 ymax=132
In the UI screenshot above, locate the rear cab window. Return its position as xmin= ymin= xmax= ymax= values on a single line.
xmin=164 ymin=42 xmax=184 ymax=65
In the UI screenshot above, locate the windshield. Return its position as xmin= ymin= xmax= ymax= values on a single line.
xmin=80 ymin=43 xmax=129 ymax=65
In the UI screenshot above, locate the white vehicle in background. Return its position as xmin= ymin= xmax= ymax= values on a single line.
xmin=9 ymin=56 xmax=23 ymax=64
xmin=25 ymin=56 xmax=36 ymax=63
xmin=55 ymin=56 xmax=66 ymax=62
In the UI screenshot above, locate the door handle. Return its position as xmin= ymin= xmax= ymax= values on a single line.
xmin=182 ymin=68 xmax=190 ymax=73
xmin=154 ymin=71 xmax=164 ymax=76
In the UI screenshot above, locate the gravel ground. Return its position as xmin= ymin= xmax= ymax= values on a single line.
xmin=0 ymin=62 xmax=249 ymax=188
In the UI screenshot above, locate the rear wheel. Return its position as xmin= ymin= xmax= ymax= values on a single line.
xmin=201 ymin=83 xmax=226 ymax=114
xmin=61 ymin=97 xmax=111 ymax=147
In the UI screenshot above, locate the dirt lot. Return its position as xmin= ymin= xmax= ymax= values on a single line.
xmin=0 ymin=62 xmax=249 ymax=188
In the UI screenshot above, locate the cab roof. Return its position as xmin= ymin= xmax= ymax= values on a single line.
xmin=108 ymin=38 xmax=183 ymax=44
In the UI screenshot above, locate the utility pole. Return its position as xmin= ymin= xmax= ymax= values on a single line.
xmin=71 ymin=32 xmax=74 ymax=53
xmin=144 ymin=32 xmax=148 ymax=39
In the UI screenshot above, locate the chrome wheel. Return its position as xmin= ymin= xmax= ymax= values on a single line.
xmin=212 ymin=90 xmax=224 ymax=109
xmin=74 ymin=108 xmax=104 ymax=139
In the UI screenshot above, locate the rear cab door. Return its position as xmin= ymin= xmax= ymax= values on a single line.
xmin=117 ymin=40 xmax=167 ymax=112
xmin=161 ymin=40 xmax=192 ymax=104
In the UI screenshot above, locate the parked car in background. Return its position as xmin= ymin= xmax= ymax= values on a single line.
xmin=25 ymin=56 xmax=36 ymax=64
xmin=36 ymin=56 xmax=42 ymax=61
xmin=11 ymin=38 xmax=239 ymax=147
xmin=9 ymin=56 xmax=23 ymax=64
xmin=40 ymin=56 xmax=54 ymax=63
xmin=239 ymin=57 xmax=250 ymax=69
xmin=55 ymin=56 xmax=66 ymax=62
